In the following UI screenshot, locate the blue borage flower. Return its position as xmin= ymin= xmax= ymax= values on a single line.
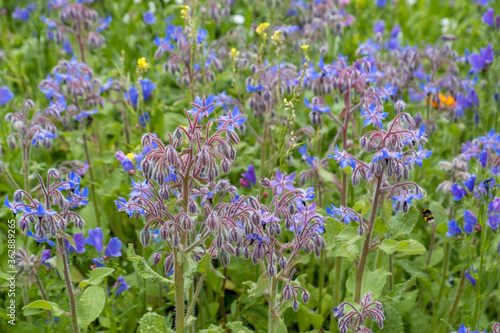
xmin=143 ymin=11 xmax=156 ymax=25
xmin=124 ymin=79 xmax=156 ymax=109
xmin=0 ymin=87 xmax=14 ymax=105
xmin=129 ymin=178 xmax=153 ymax=199
xmin=328 ymin=145 xmax=356 ymax=169
xmin=97 ymin=15 xmax=113 ymax=32
xmin=360 ymin=103 xmax=388 ymax=129
xmin=214 ymin=105 xmax=247 ymax=131
xmin=298 ymin=145 xmax=314 ymax=166
xmin=69 ymin=186 xmax=89 ymax=209
xmin=270 ymin=169 xmax=296 ymax=195
xmin=304 ymin=98 xmax=331 ymax=113
xmin=469 ymin=44 xmax=494 ymax=74
xmin=188 ymin=95 xmax=216 ymax=122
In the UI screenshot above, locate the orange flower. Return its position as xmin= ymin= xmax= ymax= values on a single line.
xmin=430 ymin=93 xmax=456 ymax=108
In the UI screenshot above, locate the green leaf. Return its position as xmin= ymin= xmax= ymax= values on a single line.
xmin=138 ymin=312 xmax=166 ymax=333
xmin=378 ymin=239 xmax=399 ymax=254
xmin=22 ymin=300 xmax=64 ymax=316
xmin=396 ymin=240 xmax=427 ymax=255
xmin=373 ymin=305 xmax=403 ymax=333
xmin=198 ymin=253 xmax=211 ymax=273
xmin=245 ymin=273 xmax=269 ymax=298
xmin=77 ymin=286 xmax=106 ymax=328
xmin=276 ymin=317 xmax=288 ymax=333
xmin=199 ymin=324 xmax=225 ymax=333
xmin=79 ymin=267 xmax=115 ymax=288
xmin=388 ymin=206 xmax=419 ymax=236
xmin=373 ymin=216 xmax=388 ymax=234
xmin=353 ymin=198 xmax=371 ymax=216
xmin=226 ymin=321 xmax=255 ymax=333
xmin=327 ymin=226 xmax=362 ymax=261
xmin=346 ymin=268 xmax=390 ymax=299
xmin=127 ymin=244 xmax=174 ymax=286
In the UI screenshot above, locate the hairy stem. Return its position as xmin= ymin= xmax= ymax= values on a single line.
xmin=268 ymin=276 xmax=278 ymax=333
xmin=184 ymin=273 xmax=206 ymax=321
xmin=82 ymin=131 xmax=101 ymax=228
xmin=58 ymin=238 xmax=80 ymax=333
xmin=430 ymin=241 xmax=450 ymax=331
xmin=355 ymin=173 xmax=383 ymax=303
xmin=447 ymin=268 xmax=466 ymax=329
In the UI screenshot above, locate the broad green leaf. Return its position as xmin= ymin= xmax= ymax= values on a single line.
xmin=138 ymin=312 xmax=165 ymax=333
xmin=276 ymin=317 xmax=288 ymax=333
xmin=373 ymin=305 xmax=403 ymax=333
xmin=226 ymin=321 xmax=255 ymax=333
xmin=353 ymin=198 xmax=371 ymax=216
xmin=199 ymin=324 xmax=225 ymax=333
xmin=127 ymin=244 xmax=174 ymax=286
xmin=79 ymin=267 xmax=115 ymax=288
xmin=327 ymin=226 xmax=362 ymax=261
xmin=346 ymin=268 xmax=390 ymax=299
xmin=388 ymin=206 xmax=419 ymax=236
xmin=396 ymin=240 xmax=427 ymax=255
xmin=373 ymin=216 xmax=388 ymax=234
xmin=378 ymin=239 xmax=399 ymax=254
xmin=245 ymin=273 xmax=269 ymax=298
xmin=77 ymin=286 xmax=106 ymax=328
xmin=198 ymin=252 xmax=211 ymax=274
xmin=22 ymin=300 xmax=64 ymax=316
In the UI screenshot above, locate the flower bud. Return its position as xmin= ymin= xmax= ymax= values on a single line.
xmin=279 ymin=257 xmax=287 ymax=269
xmin=219 ymin=250 xmax=230 ymax=267
xmin=302 ymin=291 xmax=310 ymax=303
xmin=164 ymin=254 xmax=174 ymax=275
xmin=165 ymin=145 xmax=177 ymax=165
xmin=153 ymin=253 xmax=162 ymax=265
xmin=292 ymin=299 xmax=299 ymax=312
xmin=221 ymin=159 xmax=231 ymax=174
xmin=140 ymin=228 xmax=151 ymax=247
xmin=160 ymin=223 xmax=170 ymax=241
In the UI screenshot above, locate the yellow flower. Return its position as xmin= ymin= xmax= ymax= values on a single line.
xmin=137 ymin=57 xmax=150 ymax=72
xmin=180 ymin=5 xmax=190 ymax=20
xmin=256 ymin=22 xmax=270 ymax=36
xmin=301 ymin=44 xmax=309 ymax=52
xmin=126 ymin=153 xmax=135 ymax=162
xmin=230 ymin=47 xmax=239 ymax=60
xmin=271 ymin=30 xmax=282 ymax=43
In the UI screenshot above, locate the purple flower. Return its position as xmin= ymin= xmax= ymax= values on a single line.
xmin=143 ymin=11 xmax=156 ymax=25
xmin=241 ymin=165 xmax=257 ymax=187
xmin=488 ymin=197 xmax=500 ymax=213
xmin=87 ymin=228 xmax=104 ymax=254
xmin=66 ymin=233 xmax=87 ymax=253
xmin=74 ymin=109 xmax=98 ymax=121
xmin=450 ymin=183 xmax=467 ymax=201
xmin=105 ymin=238 xmax=122 ymax=257
xmin=465 ymin=269 xmax=477 ymax=287
xmin=41 ymin=249 xmax=52 ymax=267
xmin=69 ymin=186 xmax=89 ymax=209
xmin=463 ymin=174 xmax=476 ymax=193
xmin=124 ymin=86 xmax=139 ymax=108
xmin=140 ymin=79 xmax=156 ymax=102
xmin=328 ymin=145 xmax=355 ymax=169
xmin=373 ymin=20 xmax=385 ymax=34
xmin=12 ymin=6 xmax=33 ymax=22
xmin=487 ymin=214 xmax=499 ymax=230
xmin=463 ymin=210 xmax=477 ymax=234
xmin=482 ymin=8 xmax=499 ymax=28
xmin=270 ymin=169 xmax=296 ymax=195
xmin=412 ymin=145 xmax=433 ymax=168
xmin=114 ymin=277 xmax=129 ymax=297
xmin=245 ymin=233 xmax=270 ymax=244
xmin=469 ymin=44 xmax=494 ymax=74
xmin=479 ymin=150 xmax=488 ymax=168
xmin=0 ymin=87 xmax=14 ymax=105
xmin=139 ymin=112 xmax=150 ymax=127
xmin=446 ymin=219 xmax=462 ymax=237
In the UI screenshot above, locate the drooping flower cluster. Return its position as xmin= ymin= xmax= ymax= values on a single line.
xmin=5 ymin=170 xmax=87 ymax=242
xmin=39 ymin=57 xmax=105 ymax=124
xmin=335 ymin=291 xmax=385 ymax=333
xmin=40 ymin=0 xmax=111 ymax=52
xmin=5 ymin=100 xmax=58 ymax=150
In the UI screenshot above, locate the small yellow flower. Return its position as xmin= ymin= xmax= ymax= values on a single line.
xmin=230 ymin=47 xmax=240 ymax=60
xmin=126 ymin=153 xmax=135 ymax=162
xmin=256 ymin=22 xmax=270 ymax=36
xmin=137 ymin=57 xmax=150 ymax=72
xmin=271 ymin=30 xmax=282 ymax=43
xmin=301 ymin=44 xmax=309 ymax=52
xmin=180 ymin=5 xmax=190 ymax=20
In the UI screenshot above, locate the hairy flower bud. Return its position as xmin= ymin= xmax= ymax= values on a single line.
xmin=140 ymin=228 xmax=151 ymax=247
xmin=219 ymin=250 xmax=230 ymax=267
xmin=153 ymin=253 xmax=162 ymax=265
xmin=160 ymin=223 xmax=170 ymax=241
xmin=165 ymin=145 xmax=177 ymax=165
xmin=302 ymin=290 xmax=310 ymax=303
xmin=292 ymin=299 xmax=299 ymax=312
xmin=164 ymin=254 xmax=174 ymax=275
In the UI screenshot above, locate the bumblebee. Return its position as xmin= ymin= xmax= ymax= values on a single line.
xmin=421 ymin=208 xmax=434 ymax=224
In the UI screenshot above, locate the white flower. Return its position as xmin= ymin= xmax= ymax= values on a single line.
xmin=232 ymin=14 xmax=245 ymax=25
